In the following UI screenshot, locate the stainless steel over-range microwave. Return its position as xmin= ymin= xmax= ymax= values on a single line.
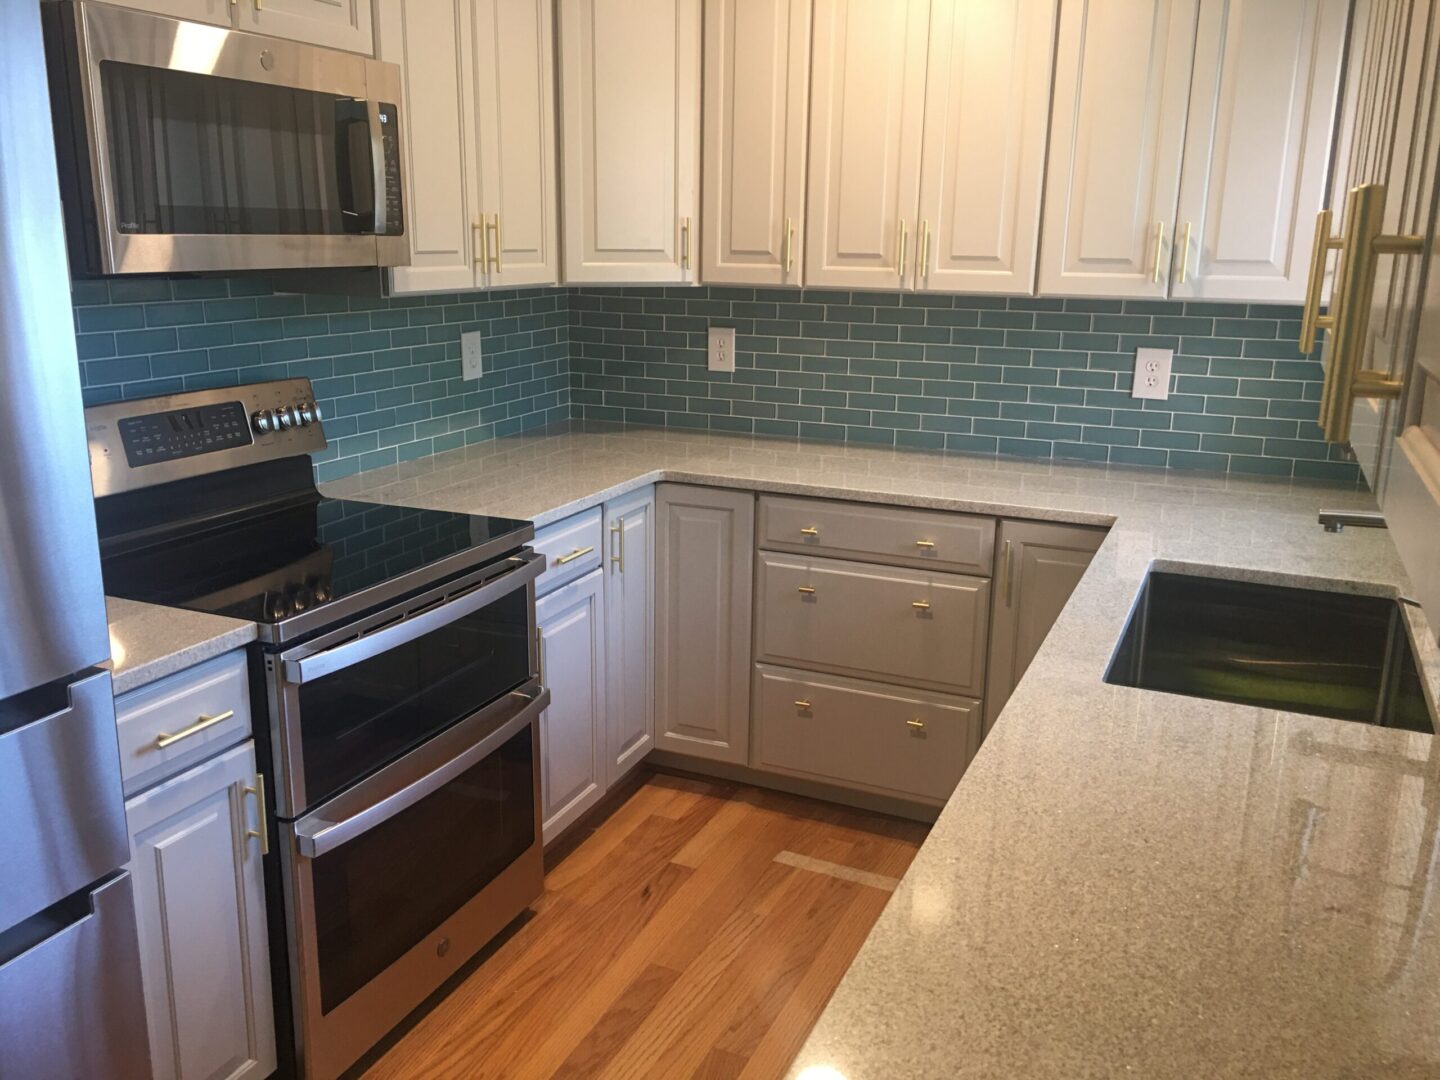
xmin=42 ymin=1 xmax=409 ymax=275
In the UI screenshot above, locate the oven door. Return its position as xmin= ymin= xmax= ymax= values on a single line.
xmin=47 ymin=1 xmax=407 ymax=274
xmin=284 ymin=681 xmax=548 ymax=1080
xmin=269 ymin=549 xmax=544 ymax=818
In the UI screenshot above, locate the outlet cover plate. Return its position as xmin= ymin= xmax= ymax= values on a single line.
xmin=708 ymin=326 xmax=736 ymax=373
xmin=461 ymin=331 xmax=484 ymax=380
xmin=1131 ymin=346 xmax=1172 ymax=400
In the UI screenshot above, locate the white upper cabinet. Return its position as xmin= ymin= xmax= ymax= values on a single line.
xmin=915 ymin=0 xmax=1056 ymax=294
xmin=701 ymin=0 xmax=811 ymax=286
xmin=558 ymin=0 xmax=701 ymax=284
xmin=805 ymin=0 xmax=930 ymax=290
xmin=1171 ymin=0 xmax=1347 ymax=302
xmin=1038 ymin=0 xmax=1200 ymax=298
xmin=240 ymin=0 xmax=373 ymax=53
xmin=470 ymin=0 xmax=560 ymax=287
xmin=102 ymin=0 xmax=232 ymax=27
xmin=379 ymin=0 xmax=558 ymax=295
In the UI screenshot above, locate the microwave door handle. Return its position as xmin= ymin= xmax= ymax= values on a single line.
xmin=293 ymin=685 xmax=549 ymax=859
xmin=367 ymin=99 xmax=387 ymax=235
xmin=282 ymin=550 xmax=543 ymax=684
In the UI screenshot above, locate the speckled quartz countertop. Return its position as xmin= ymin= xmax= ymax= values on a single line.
xmin=332 ymin=424 xmax=1438 ymax=1076
xmin=105 ymin=596 xmax=256 ymax=696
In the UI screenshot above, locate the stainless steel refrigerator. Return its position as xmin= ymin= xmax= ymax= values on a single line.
xmin=0 ymin=2 xmax=150 ymax=1077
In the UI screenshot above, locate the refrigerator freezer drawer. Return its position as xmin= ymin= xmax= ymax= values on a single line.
xmin=0 ymin=872 xmax=150 ymax=1080
xmin=0 ymin=669 xmax=128 ymax=929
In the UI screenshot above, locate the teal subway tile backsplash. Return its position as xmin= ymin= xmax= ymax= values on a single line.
xmin=72 ymin=277 xmax=571 ymax=482
xmin=566 ymin=287 xmax=1359 ymax=484
xmin=71 ymin=280 xmax=1358 ymax=485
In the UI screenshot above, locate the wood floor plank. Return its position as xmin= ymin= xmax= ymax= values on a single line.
xmin=360 ymin=772 xmax=928 ymax=1080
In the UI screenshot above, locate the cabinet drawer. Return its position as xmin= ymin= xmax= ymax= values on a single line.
xmin=755 ymin=552 xmax=989 ymax=695
xmin=752 ymin=665 xmax=982 ymax=802
xmin=116 ymin=650 xmax=251 ymax=796
xmin=758 ymin=495 xmax=994 ymax=574
xmin=534 ymin=507 xmax=604 ymax=596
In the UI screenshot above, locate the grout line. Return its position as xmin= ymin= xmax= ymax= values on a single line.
xmin=773 ymin=850 xmax=901 ymax=893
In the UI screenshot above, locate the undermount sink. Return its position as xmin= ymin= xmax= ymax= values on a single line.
xmin=1105 ymin=572 xmax=1433 ymax=733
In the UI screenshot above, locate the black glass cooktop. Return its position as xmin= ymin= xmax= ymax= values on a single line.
xmin=100 ymin=494 xmax=532 ymax=628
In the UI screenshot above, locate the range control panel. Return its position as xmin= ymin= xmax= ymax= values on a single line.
xmin=118 ymin=402 xmax=252 ymax=466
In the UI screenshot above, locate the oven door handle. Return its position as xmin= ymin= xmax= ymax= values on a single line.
xmin=282 ymin=550 xmax=543 ymax=685
xmin=293 ymin=684 xmax=549 ymax=859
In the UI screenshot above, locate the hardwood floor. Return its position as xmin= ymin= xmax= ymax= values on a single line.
xmin=357 ymin=770 xmax=929 ymax=1080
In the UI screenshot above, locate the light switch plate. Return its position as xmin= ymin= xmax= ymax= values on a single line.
xmin=708 ymin=326 xmax=736 ymax=373
xmin=461 ymin=331 xmax=484 ymax=380
xmin=1131 ymin=347 xmax=1172 ymax=400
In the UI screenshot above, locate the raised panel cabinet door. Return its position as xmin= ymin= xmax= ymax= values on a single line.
xmin=240 ymin=0 xmax=373 ymax=53
xmin=99 ymin=0 xmax=232 ymax=26
xmin=125 ymin=741 xmax=275 ymax=1080
xmin=654 ymin=484 xmax=755 ymax=764
xmin=376 ymin=0 xmax=481 ymax=294
xmin=1171 ymin=0 xmax=1347 ymax=302
xmin=471 ymin=0 xmax=560 ymax=287
xmin=537 ymin=568 xmax=607 ymax=842
xmin=558 ymin=0 xmax=701 ymax=283
xmin=984 ymin=519 xmax=1106 ymax=733
xmin=701 ymin=0 xmax=811 ymax=286
xmin=915 ymin=0 xmax=1056 ymax=295
xmin=805 ymin=0 xmax=931 ymax=289
xmin=604 ymin=486 xmax=655 ymax=783
xmin=1037 ymin=0 xmax=1200 ymax=298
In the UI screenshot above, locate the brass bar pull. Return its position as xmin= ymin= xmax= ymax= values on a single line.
xmin=487 ymin=215 xmax=501 ymax=273
xmin=609 ymin=518 xmax=624 ymax=572
xmin=155 ymin=710 xmax=234 ymax=749
xmin=905 ymin=717 xmax=925 ymax=730
xmin=1152 ymin=220 xmax=1165 ymax=285
xmin=681 ymin=217 xmax=692 ymax=271
xmin=784 ymin=217 xmax=796 ymax=276
xmin=1000 ymin=539 xmax=1014 ymax=605
xmin=243 ymin=774 xmax=269 ymax=856
xmin=1299 ymin=208 xmax=1341 ymax=353
xmin=799 ymin=526 xmax=819 ymax=537
xmin=897 ymin=219 xmax=908 ymax=281
xmin=917 ymin=219 xmax=930 ymax=282
xmin=1178 ymin=221 xmax=1192 ymax=285
xmin=797 ymin=585 xmax=816 ymax=595
xmin=553 ymin=545 xmax=595 ymax=566
xmin=254 ymin=0 xmax=262 ymax=9
xmin=914 ymin=539 xmax=935 ymax=549
xmin=794 ymin=699 xmax=813 ymax=710
xmin=473 ymin=220 xmax=487 ymax=267
xmin=911 ymin=600 xmax=931 ymax=611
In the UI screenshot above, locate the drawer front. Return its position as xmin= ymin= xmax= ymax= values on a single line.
xmin=758 ymin=495 xmax=995 ymax=574
xmin=116 ymin=650 xmax=251 ymax=796
xmin=756 ymin=552 xmax=990 ymax=695
xmin=534 ymin=507 xmax=604 ymax=596
xmin=752 ymin=665 xmax=982 ymax=802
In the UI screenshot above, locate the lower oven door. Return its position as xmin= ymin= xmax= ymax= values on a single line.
xmin=283 ymin=681 xmax=548 ymax=1080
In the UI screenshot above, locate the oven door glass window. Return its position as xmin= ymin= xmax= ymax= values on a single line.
xmin=99 ymin=61 xmax=375 ymax=235
xmin=308 ymin=726 xmax=535 ymax=1013
xmin=296 ymin=587 xmax=531 ymax=807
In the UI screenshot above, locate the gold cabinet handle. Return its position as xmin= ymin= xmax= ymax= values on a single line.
xmin=914 ymin=539 xmax=935 ymax=549
xmin=905 ymin=717 xmax=925 ymax=730
xmin=553 ymin=545 xmax=595 ymax=566
xmin=784 ymin=216 xmax=796 ymax=276
xmin=911 ymin=600 xmax=931 ymax=610
xmin=1317 ymin=183 xmax=1421 ymax=442
xmin=486 ymin=214 xmax=501 ymax=273
xmin=681 ymin=217 xmax=692 ymax=271
xmin=917 ymin=219 xmax=930 ymax=282
xmin=254 ymin=0 xmax=262 ymax=8
xmin=799 ymin=526 xmax=819 ymax=537
xmin=243 ymin=774 xmax=269 ymax=856
xmin=797 ymin=585 xmax=816 ymax=595
xmin=155 ymin=709 xmax=234 ymax=749
xmin=1152 ymin=220 xmax=1165 ymax=284
xmin=473 ymin=220 xmax=488 ymax=267
xmin=1178 ymin=220 xmax=1192 ymax=285
xmin=999 ymin=539 xmax=1014 ymax=605
xmin=1300 ymin=208 xmax=1341 ymax=353
xmin=897 ymin=219 xmax=908 ymax=281
xmin=794 ymin=699 xmax=812 ymax=710
xmin=609 ymin=518 xmax=624 ymax=573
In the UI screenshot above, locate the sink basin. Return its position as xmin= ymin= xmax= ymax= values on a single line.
xmin=1106 ymin=572 xmax=1433 ymax=733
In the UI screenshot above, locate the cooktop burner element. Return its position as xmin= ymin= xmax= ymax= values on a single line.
xmin=87 ymin=379 xmax=534 ymax=643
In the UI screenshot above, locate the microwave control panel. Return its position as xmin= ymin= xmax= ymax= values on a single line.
xmin=378 ymin=102 xmax=404 ymax=237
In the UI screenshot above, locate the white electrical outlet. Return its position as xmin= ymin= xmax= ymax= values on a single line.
xmin=461 ymin=330 xmax=484 ymax=380
xmin=708 ymin=326 xmax=736 ymax=373
xmin=1131 ymin=346 xmax=1172 ymax=400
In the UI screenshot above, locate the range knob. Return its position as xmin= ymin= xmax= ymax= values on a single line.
xmin=252 ymin=409 xmax=277 ymax=434
xmin=276 ymin=406 xmax=297 ymax=430
xmin=298 ymin=401 xmax=319 ymax=426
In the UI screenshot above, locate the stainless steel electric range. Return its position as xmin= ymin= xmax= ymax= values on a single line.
xmin=87 ymin=378 xmax=549 ymax=1079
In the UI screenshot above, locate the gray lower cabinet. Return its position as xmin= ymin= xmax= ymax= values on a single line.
xmin=537 ymin=567 xmax=607 ymax=842
xmin=654 ymin=484 xmax=755 ymax=764
xmin=985 ymin=518 xmax=1107 ymax=731
xmin=603 ymin=485 xmax=656 ymax=785
xmin=124 ymin=739 xmax=275 ymax=1080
